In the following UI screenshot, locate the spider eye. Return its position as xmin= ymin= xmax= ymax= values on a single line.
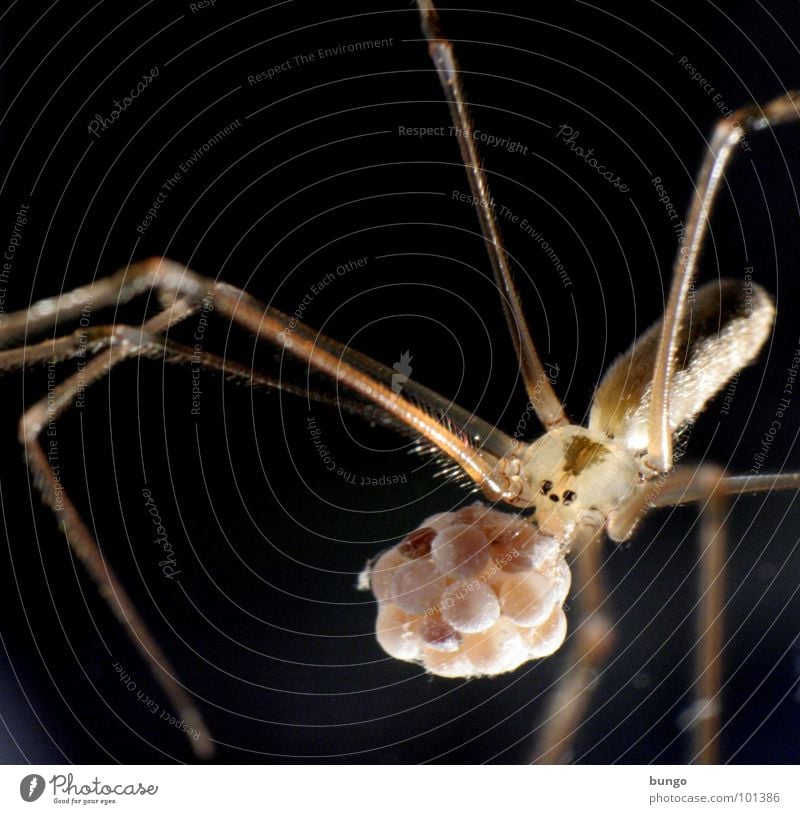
xmin=563 ymin=490 xmax=577 ymax=505
xmin=540 ymin=480 xmax=553 ymax=495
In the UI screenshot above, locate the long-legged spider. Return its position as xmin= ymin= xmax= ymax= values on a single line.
xmin=4 ymin=0 xmax=800 ymax=764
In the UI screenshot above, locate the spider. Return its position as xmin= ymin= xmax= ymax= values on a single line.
xmin=2 ymin=0 xmax=794 ymax=760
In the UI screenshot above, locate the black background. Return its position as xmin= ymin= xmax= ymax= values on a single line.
xmin=1 ymin=0 xmax=800 ymax=764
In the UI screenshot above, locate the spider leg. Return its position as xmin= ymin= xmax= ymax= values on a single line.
xmin=533 ymin=524 xmax=614 ymax=764
xmin=415 ymin=0 xmax=568 ymax=429
xmin=209 ymin=281 xmax=512 ymax=498
xmin=645 ymin=465 xmax=728 ymax=763
xmin=12 ymin=309 xmax=232 ymax=759
xmin=646 ymin=93 xmax=800 ymax=474
xmin=0 ymin=257 xmax=207 ymax=346
xmin=0 ymin=295 xmax=374 ymax=414
xmin=692 ymin=466 xmax=727 ymax=764
xmin=651 ymin=468 xmax=800 ymax=506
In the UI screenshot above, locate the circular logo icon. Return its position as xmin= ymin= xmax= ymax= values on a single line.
xmin=19 ymin=774 xmax=45 ymax=802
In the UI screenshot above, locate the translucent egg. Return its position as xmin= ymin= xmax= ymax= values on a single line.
xmin=390 ymin=558 xmax=444 ymax=615
xmin=521 ymin=606 xmax=568 ymax=658
xmin=423 ymin=647 xmax=475 ymax=678
xmin=431 ymin=523 xmax=489 ymax=578
xmin=398 ymin=526 xmax=436 ymax=560
xmin=463 ymin=619 xmax=526 ymax=675
xmin=490 ymin=523 xmax=558 ymax=572
xmin=441 ymin=578 xmax=500 ymax=633
xmin=375 ymin=604 xmax=422 ymax=661
xmin=455 ymin=503 xmax=487 ymax=525
xmin=421 ymin=512 xmax=456 ymax=533
xmin=369 ymin=547 xmax=406 ymax=602
xmin=478 ymin=509 xmax=523 ymax=540
xmin=479 ymin=556 xmax=508 ymax=592
xmin=418 ymin=614 xmax=462 ymax=652
xmin=499 ymin=570 xmax=556 ymax=628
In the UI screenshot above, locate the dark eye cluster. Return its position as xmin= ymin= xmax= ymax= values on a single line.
xmin=540 ymin=481 xmax=577 ymax=505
